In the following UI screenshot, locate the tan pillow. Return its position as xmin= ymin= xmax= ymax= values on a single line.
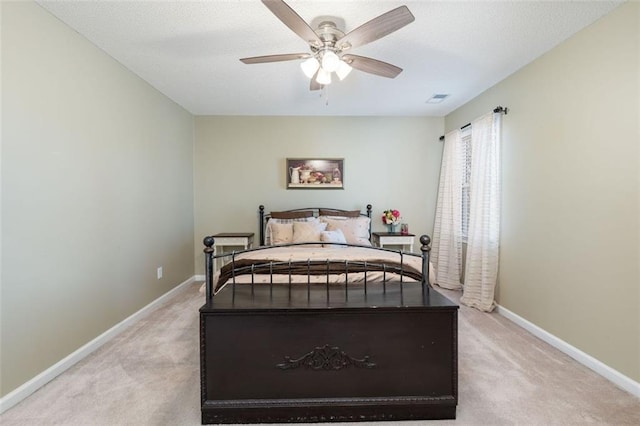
xmin=320 ymin=216 xmax=371 ymax=246
xmin=292 ymin=220 xmax=327 ymax=243
xmin=266 ymin=217 xmax=315 ymax=245
xmin=269 ymin=222 xmax=293 ymax=245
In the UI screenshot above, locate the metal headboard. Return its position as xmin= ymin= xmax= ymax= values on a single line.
xmin=258 ymin=204 xmax=372 ymax=246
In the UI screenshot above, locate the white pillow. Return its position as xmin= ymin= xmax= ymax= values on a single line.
xmin=269 ymin=222 xmax=293 ymax=245
xmin=320 ymin=216 xmax=372 ymax=246
xmin=292 ymin=220 xmax=327 ymax=243
xmin=320 ymin=229 xmax=348 ymax=248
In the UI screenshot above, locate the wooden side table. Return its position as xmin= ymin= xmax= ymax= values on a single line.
xmin=211 ymin=233 xmax=254 ymax=275
xmin=372 ymin=232 xmax=416 ymax=252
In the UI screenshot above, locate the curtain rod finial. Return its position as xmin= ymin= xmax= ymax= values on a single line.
xmin=494 ymin=106 xmax=508 ymax=115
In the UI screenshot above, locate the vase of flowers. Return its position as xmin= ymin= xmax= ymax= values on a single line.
xmin=382 ymin=209 xmax=401 ymax=233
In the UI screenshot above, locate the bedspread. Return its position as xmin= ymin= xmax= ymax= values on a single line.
xmin=211 ymin=245 xmax=435 ymax=293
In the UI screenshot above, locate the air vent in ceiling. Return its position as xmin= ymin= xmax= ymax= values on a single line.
xmin=426 ymin=94 xmax=449 ymax=104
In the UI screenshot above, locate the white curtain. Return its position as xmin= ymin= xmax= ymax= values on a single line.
xmin=460 ymin=112 xmax=502 ymax=312
xmin=432 ymin=129 xmax=464 ymax=290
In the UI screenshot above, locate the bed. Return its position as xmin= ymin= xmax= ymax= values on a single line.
xmin=199 ymin=205 xmax=458 ymax=424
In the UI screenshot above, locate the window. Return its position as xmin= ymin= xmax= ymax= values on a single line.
xmin=432 ymin=110 xmax=502 ymax=308
xmin=461 ymin=128 xmax=472 ymax=241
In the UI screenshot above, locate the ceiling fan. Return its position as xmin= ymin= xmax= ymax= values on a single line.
xmin=240 ymin=0 xmax=415 ymax=91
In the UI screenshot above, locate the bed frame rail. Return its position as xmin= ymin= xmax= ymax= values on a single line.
xmin=202 ymin=236 xmax=432 ymax=304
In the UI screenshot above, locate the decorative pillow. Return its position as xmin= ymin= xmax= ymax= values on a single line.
xmin=269 ymin=222 xmax=293 ymax=245
xmin=320 ymin=229 xmax=348 ymax=248
xmin=318 ymin=209 xmax=361 ymax=218
xmin=292 ymin=220 xmax=327 ymax=243
xmin=320 ymin=216 xmax=372 ymax=246
xmin=266 ymin=216 xmax=315 ymax=245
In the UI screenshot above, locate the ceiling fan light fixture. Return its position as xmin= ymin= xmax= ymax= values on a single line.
xmin=336 ymin=60 xmax=352 ymax=80
xmin=321 ymin=50 xmax=340 ymax=73
xmin=316 ymin=67 xmax=332 ymax=85
xmin=300 ymin=57 xmax=320 ymax=78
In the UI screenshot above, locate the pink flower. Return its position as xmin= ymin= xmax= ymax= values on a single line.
xmin=382 ymin=209 xmax=401 ymax=225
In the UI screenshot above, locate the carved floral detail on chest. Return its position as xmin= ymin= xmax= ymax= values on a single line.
xmin=276 ymin=344 xmax=377 ymax=371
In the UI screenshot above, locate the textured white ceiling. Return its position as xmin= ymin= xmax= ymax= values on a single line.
xmin=38 ymin=0 xmax=623 ymax=116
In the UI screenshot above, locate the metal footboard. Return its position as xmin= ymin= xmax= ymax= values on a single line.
xmin=203 ymin=236 xmax=432 ymax=304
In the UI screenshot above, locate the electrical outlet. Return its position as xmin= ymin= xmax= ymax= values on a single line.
xmin=157 ymin=267 xmax=163 ymax=280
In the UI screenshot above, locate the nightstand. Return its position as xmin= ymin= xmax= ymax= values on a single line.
xmin=372 ymin=232 xmax=416 ymax=252
xmin=211 ymin=233 xmax=254 ymax=275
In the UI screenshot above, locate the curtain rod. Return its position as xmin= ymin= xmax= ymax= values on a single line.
xmin=438 ymin=106 xmax=508 ymax=141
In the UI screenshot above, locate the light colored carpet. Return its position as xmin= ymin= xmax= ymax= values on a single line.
xmin=1 ymin=282 xmax=638 ymax=425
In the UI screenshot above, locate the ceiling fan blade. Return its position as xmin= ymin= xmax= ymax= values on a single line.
xmin=341 ymin=54 xmax=403 ymax=78
xmin=310 ymin=80 xmax=323 ymax=91
xmin=336 ymin=6 xmax=415 ymax=51
xmin=310 ymin=70 xmax=322 ymax=91
xmin=240 ymin=53 xmax=310 ymax=64
xmin=261 ymin=0 xmax=322 ymax=47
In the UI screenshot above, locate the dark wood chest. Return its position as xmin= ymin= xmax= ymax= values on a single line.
xmin=200 ymin=284 xmax=458 ymax=424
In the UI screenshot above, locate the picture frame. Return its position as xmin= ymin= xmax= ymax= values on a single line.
xmin=287 ymin=158 xmax=344 ymax=189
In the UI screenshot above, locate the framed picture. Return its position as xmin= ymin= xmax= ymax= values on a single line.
xmin=287 ymin=158 xmax=344 ymax=189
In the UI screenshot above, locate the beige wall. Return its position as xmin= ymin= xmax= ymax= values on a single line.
xmin=194 ymin=116 xmax=443 ymax=273
xmin=446 ymin=2 xmax=639 ymax=381
xmin=1 ymin=2 xmax=195 ymax=396
xmin=3 ymin=0 xmax=634 ymax=403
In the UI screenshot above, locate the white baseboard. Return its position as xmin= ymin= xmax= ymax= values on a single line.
xmin=496 ymin=304 xmax=640 ymax=398
xmin=0 ymin=276 xmax=197 ymax=415
xmin=3 ymin=282 xmax=635 ymax=414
